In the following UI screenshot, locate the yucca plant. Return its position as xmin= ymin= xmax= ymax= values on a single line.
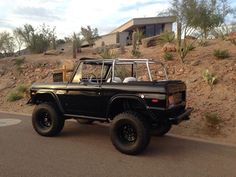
xmin=160 ymin=31 xmax=175 ymax=43
xmin=205 ymin=112 xmax=222 ymax=128
xmin=203 ymin=69 xmax=217 ymax=87
xmin=213 ymin=49 xmax=230 ymax=59
xmin=163 ymin=52 xmax=173 ymax=61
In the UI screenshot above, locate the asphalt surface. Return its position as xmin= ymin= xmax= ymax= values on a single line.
xmin=0 ymin=112 xmax=236 ymax=177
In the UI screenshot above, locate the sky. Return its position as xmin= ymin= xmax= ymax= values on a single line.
xmin=0 ymin=0 xmax=235 ymax=39
xmin=0 ymin=0 xmax=170 ymax=38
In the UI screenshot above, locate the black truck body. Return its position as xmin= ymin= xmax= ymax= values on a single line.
xmin=28 ymin=58 xmax=193 ymax=155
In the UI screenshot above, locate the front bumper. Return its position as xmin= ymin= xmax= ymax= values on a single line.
xmin=168 ymin=107 xmax=193 ymax=125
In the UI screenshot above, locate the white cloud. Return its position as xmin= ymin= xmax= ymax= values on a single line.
xmin=0 ymin=0 xmax=170 ymax=38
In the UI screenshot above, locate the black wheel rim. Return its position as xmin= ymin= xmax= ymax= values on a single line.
xmin=37 ymin=109 xmax=52 ymax=129
xmin=118 ymin=123 xmax=137 ymax=144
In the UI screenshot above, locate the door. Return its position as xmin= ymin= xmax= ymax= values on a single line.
xmin=65 ymin=83 xmax=103 ymax=117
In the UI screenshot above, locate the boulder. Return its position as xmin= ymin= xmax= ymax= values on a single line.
xmin=225 ymin=32 xmax=236 ymax=41
xmin=0 ymin=79 xmax=16 ymax=91
xmin=0 ymin=68 xmax=5 ymax=76
xmin=162 ymin=42 xmax=176 ymax=52
xmin=142 ymin=35 xmax=160 ymax=48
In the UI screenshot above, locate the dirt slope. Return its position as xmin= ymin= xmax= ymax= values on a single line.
xmin=0 ymin=39 xmax=235 ymax=144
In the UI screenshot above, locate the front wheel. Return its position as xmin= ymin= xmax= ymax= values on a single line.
xmin=32 ymin=103 xmax=65 ymax=137
xmin=110 ymin=112 xmax=150 ymax=155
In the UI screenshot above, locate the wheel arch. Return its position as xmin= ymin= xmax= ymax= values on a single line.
xmin=32 ymin=91 xmax=64 ymax=113
xmin=106 ymin=95 xmax=148 ymax=119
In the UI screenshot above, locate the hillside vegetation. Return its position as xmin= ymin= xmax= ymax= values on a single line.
xmin=0 ymin=39 xmax=235 ymax=144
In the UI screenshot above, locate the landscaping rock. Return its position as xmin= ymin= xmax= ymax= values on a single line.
xmin=162 ymin=42 xmax=176 ymax=52
xmin=0 ymin=79 xmax=16 ymax=91
xmin=142 ymin=35 xmax=160 ymax=48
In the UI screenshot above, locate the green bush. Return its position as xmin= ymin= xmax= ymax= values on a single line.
xmin=17 ymin=84 xmax=28 ymax=93
xmin=160 ymin=31 xmax=175 ymax=43
xmin=14 ymin=57 xmax=25 ymax=66
xmin=213 ymin=49 xmax=230 ymax=59
xmin=163 ymin=52 xmax=173 ymax=61
xmin=7 ymin=92 xmax=24 ymax=102
xmin=187 ymin=43 xmax=195 ymax=51
xmin=100 ymin=48 xmax=117 ymax=59
xmin=205 ymin=112 xmax=222 ymax=128
xmin=131 ymin=49 xmax=141 ymax=58
xmin=198 ymin=39 xmax=209 ymax=47
xmin=7 ymin=84 xmax=28 ymax=102
xmin=203 ymin=69 xmax=217 ymax=87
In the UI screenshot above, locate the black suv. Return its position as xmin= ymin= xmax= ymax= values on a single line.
xmin=28 ymin=58 xmax=193 ymax=155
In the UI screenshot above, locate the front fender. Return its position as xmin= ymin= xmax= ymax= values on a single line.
xmin=30 ymin=90 xmax=65 ymax=113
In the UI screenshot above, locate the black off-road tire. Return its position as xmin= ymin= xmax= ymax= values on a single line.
xmin=110 ymin=112 xmax=150 ymax=155
xmin=32 ymin=103 xmax=65 ymax=137
xmin=152 ymin=121 xmax=171 ymax=136
xmin=76 ymin=119 xmax=94 ymax=124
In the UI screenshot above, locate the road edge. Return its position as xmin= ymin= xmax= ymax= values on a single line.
xmin=1 ymin=111 xmax=236 ymax=148
xmin=0 ymin=110 xmax=31 ymax=117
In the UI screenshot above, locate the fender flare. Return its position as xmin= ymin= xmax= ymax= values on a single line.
xmin=106 ymin=94 xmax=147 ymax=117
xmin=32 ymin=91 xmax=65 ymax=113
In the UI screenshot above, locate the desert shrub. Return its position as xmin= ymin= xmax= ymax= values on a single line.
xmin=17 ymin=84 xmax=28 ymax=93
xmin=163 ymin=52 xmax=173 ymax=61
xmin=205 ymin=112 xmax=222 ymax=128
xmin=14 ymin=57 xmax=25 ymax=66
xmin=131 ymin=49 xmax=141 ymax=58
xmin=211 ymin=23 xmax=236 ymax=40
xmin=213 ymin=49 xmax=230 ymax=59
xmin=160 ymin=31 xmax=175 ymax=43
xmin=7 ymin=92 xmax=24 ymax=102
xmin=100 ymin=48 xmax=117 ymax=59
xmin=187 ymin=43 xmax=195 ymax=51
xmin=198 ymin=39 xmax=209 ymax=47
xmin=7 ymin=84 xmax=28 ymax=102
xmin=203 ymin=69 xmax=217 ymax=87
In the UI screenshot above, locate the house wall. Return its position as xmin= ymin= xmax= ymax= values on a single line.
xmin=94 ymin=32 xmax=129 ymax=48
xmin=164 ymin=23 xmax=172 ymax=32
xmin=119 ymin=32 xmax=129 ymax=46
xmin=94 ymin=33 xmax=118 ymax=48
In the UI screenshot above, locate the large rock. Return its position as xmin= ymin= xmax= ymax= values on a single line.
xmin=0 ymin=68 xmax=5 ymax=76
xmin=162 ymin=42 xmax=176 ymax=52
xmin=142 ymin=35 xmax=160 ymax=48
xmin=63 ymin=59 xmax=75 ymax=71
xmin=0 ymin=79 xmax=15 ymax=91
xmin=225 ymin=32 xmax=236 ymax=41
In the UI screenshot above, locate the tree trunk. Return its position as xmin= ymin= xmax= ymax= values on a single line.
xmin=72 ymin=41 xmax=77 ymax=59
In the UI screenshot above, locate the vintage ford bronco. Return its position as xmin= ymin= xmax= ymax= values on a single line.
xmin=28 ymin=58 xmax=193 ymax=155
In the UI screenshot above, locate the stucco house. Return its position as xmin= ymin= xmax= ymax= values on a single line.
xmin=94 ymin=16 xmax=176 ymax=48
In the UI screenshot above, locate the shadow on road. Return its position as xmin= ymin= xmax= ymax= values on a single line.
xmin=59 ymin=120 xmax=235 ymax=157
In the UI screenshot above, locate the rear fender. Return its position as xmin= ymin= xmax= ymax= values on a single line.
xmin=107 ymin=94 xmax=147 ymax=118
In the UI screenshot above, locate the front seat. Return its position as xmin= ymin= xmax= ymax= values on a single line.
xmin=123 ymin=77 xmax=137 ymax=83
xmin=107 ymin=77 xmax=122 ymax=83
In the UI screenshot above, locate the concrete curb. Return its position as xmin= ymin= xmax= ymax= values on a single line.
xmin=167 ymin=133 xmax=236 ymax=148
xmin=0 ymin=111 xmax=31 ymax=117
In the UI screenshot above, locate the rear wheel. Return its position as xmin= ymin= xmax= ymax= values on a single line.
xmin=110 ymin=112 xmax=150 ymax=155
xmin=32 ymin=103 xmax=64 ymax=137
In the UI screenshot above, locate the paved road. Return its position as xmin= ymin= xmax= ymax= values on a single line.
xmin=0 ymin=112 xmax=236 ymax=177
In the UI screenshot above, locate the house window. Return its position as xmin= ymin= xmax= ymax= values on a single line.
xmin=146 ymin=25 xmax=155 ymax=37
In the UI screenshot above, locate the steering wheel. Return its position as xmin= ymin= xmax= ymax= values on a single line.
xmin=87 ymin=73 xmax=98 ymax=83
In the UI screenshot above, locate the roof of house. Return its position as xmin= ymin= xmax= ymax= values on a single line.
xmin=111 ymin=16 xmax=176 ymax=33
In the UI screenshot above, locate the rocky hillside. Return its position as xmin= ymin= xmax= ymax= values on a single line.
xmin=0 ymin=39 xmax=235 ymax=144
